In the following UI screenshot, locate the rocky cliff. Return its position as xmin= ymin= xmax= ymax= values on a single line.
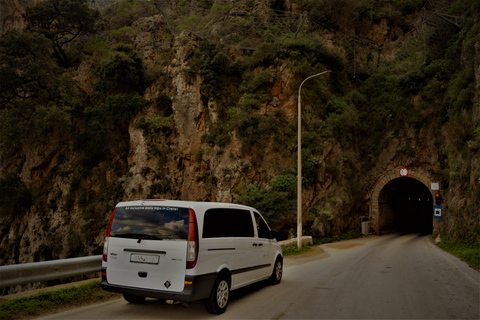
xmin=1 ymin=0 xmax=479 ymax=293
xmin=0 ymin=0 xmax=117 ymax=34
xmin=0 ymin=0 xmax=33 ymax=34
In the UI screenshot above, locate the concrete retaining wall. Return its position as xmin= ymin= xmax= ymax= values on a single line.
xmin=278 ymin=236 xmax=313 ymax=247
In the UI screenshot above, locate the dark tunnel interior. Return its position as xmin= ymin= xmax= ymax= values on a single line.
xmin=379 ymin=177 xmax=434 ymax=234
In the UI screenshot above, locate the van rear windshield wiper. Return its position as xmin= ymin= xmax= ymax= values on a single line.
xmin=137 ymin=235 xmax=164 ymax=243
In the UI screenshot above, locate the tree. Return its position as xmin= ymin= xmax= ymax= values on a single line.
xmin=25 ymin=0 xmax=100 ymax=68
xmin=0 ymin=31 xmax=80 ymax=159
xmin=0 ymin=31 xmax=59 ymax=110
xmin=94 ymin=43 xmax=146 ymax=95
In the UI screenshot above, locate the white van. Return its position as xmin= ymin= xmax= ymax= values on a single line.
xmin=101 ymin=200 xmax=283 ymax=314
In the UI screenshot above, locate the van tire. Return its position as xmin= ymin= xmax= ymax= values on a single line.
xmin=205 ymin=274 xmax=230 ymax=314
xmin=123 ymin=294 xmax=146 ymax=304
xmin=269 ymin=257 xmax=283 ymax=285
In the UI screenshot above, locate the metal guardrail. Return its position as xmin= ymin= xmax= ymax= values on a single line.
xmin=0 ymin=237 xmax=309 ymax=289
xmin=0 ymin=255 xmax=102 ymax=288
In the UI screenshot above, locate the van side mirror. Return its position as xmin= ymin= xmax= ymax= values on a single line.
xmin=270 ymin=230 xmax=278 ymax=240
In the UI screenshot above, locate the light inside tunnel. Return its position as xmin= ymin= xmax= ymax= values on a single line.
xmin=379 ymin=177 xmax=434 ymax=234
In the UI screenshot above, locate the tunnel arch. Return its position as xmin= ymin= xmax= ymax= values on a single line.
xmin=370 ymin=168 xmax=439 ymax=235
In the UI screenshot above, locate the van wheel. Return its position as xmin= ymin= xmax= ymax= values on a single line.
xmin=123 ymin=294 xmax=146 ymax=304
xmin=269 ymin=257 xmax=283 ymax=285
xmin=205 ymin=274 xmax=230 ymax=314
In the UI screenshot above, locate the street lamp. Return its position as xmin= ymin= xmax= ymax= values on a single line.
xmin=297 ymin=70 xmax=332 ymax=249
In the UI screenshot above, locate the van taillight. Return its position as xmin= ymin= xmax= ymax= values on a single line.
xmin=105 ymin=208 xmax=116 ymax=237
xmin=103 ymin=208 xmax=116 ymax=262
xmin=102 ymin=237 xmax=108 ymax=262
xmin=186 ymin=208 xmax=199 ymax=269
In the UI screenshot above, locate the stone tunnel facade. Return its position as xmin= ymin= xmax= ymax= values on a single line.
xmin=369 ymin=167 xmax=443 ymax=235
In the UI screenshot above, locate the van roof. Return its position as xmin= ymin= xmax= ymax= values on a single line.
xmin=115 ymin=199 xmax=257 ymax=212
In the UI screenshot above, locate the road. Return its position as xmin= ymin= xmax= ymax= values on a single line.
xmin=37 ymin=234 xmax=479 ymax=319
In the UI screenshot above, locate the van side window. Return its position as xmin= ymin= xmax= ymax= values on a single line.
xmin=254 ymin=212 xmax=271 ymax=239
xmin=203 ymin=209 xmax=254 ymax=238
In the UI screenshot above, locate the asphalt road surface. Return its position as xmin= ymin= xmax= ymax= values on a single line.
xmin=37 ymin=234 xmax=479 ymax=319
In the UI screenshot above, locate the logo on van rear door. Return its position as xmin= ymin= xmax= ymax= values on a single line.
xmin=164 ymin=280 xmax=171 ymax=289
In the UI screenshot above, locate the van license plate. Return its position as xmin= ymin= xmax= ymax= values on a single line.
xmin=130 ymin=253 xmax=160 ymax=265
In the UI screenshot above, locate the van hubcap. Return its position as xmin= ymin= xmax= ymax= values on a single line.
xmin=275 ymin=261 xmax=282 ymax=279
xmin=216 ymin=280 xmax=229 ymax=308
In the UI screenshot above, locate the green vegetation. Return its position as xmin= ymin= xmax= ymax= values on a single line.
xmin=282 ymin=232 xmax=362 ymax=256
xmin=0 ymin=280 xmax=118 ymax=320
xmin=0 ymin=29 xmax=80 ymax=158
xmin=0 ymin=0 xmax=479 ymax=262
xmin=25 ymin=0 xmax=100 ymax=68
xmin=94 ymin=43 xmax=146 ymax=95
xmin=437 ymin=234 xmax=480 ymax=270
xmin=282 ymin=244 xmax=313 ymax=256
xmin=102 ymin=0 xmax=157 ymax=30
xmin=238 ymin=174 xmax=296 ymax=227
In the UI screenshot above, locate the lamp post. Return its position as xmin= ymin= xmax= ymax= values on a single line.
xmin=297 ymin=70 xmax=332 ymax=249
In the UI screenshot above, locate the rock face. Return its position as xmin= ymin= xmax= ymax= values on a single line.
xmin=0 ymin=0 xmax=33 ymax=34
xmin=476 ymin=41 xmax=480 ymax=110
xmin=1 ymin=1 xmax=478 ymax=295
xmin=169 ymin=31 xmax=205 ymax=153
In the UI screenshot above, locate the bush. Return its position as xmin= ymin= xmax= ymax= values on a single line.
xmin=238 ymin=94 xmax=261 ymax=111
xmin=270 ymin=174 xmax=296 ymax=194
xmin=398 ymin=71 xmax=425 ymax=95
xmin=83 ymin=37 xmax=108 ymax=55
xmin=201 ymin=126 xmax=231 ymax=147
xmin=135 ymin=114 xmax=175 ymax=141
xmin=237 ymin=174 xmax=296 ymax=225
xmin=238 ymin=114 xmax=275 ymax=146
xmin=196 ymin=0 xmax=214 ymax=9
xmin=94 ymin=43 xmax=146 ymax=95
xmin=248 ymin=70 xmax=275 ymax=93
xmin=102 ymin=0 xmax=156 ymax=29
xmin=443 ymin=69 xmax=475 ymax=112
xmin=104 ymin=93 xmax=144 ymax=122
xmin=149 ymin=182 xmax=171 ymax=197
xmin=437 ymin=234 xmax=480 ymax=270
xmin=301 ymin=150 xmax=322 ymax=186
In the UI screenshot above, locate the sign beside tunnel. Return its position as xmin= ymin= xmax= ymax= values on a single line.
xmin=434 ymin=206 xmax=442 ymax=219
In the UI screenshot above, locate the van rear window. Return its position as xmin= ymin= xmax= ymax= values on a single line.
xmin=110 ymin=206 xmax=189 ymax=240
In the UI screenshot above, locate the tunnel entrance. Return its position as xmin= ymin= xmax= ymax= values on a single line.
xmin=378 ymin=177 xmax=433 ymax=234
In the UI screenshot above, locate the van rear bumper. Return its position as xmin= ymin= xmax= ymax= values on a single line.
xmin=101 ymin=269 xmax=217 ymax=302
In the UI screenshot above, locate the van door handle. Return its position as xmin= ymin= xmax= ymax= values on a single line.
xmin=252 ymin=243 xmax=258 ymax=247
xmin=258 ymin=243 xmax=263 ymax=247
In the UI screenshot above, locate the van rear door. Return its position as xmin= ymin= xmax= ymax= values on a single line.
xmin=105 ymin=205 xmax=189 ymax=293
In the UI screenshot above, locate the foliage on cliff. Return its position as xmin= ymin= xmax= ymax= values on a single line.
xmin=0 ymin=0 xmax=479 ymax=267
